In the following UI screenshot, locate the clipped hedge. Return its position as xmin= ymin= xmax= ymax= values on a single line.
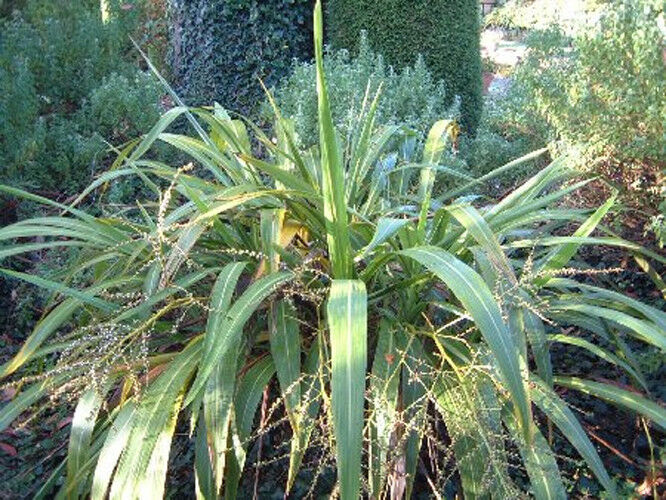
xmin=170 ymin=0 xmax=314 ymax=114
xmin=327 ymin=0 xmax=482 ymax=134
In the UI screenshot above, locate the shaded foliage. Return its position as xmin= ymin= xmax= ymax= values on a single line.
xmin=169 ymin=0 xmax=314 ymax=115
xmin=0 ymin=0 xmax=163 ymax=196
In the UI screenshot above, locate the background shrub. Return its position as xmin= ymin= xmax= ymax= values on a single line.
xmin=0 ymin=0 xmax=163 ymax=196
xmin=271 ymin=34 xmax=457 ymax=148
xmin=514 ymin=9 xmax=665 ymax=168
xmin=80 ymin=71 xmax=164 ymax=144
xmin=169 ymin=0 xmax=314 ymax=115
xmin=457 ymin=77 xmax=552 ymax=192
xmin=326 ymin=0 xmax=482 ymax=135
xmin=484 ymin=0 xmax=607 ymax=33
xmin=504 ymin=0 xmax=666 ymax=238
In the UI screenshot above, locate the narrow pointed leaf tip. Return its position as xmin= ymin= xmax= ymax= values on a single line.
xmin=314 ymin=0 xmax=353 ymax=279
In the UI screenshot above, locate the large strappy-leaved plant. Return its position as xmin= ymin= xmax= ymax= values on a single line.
xmin=1 ymin=2 xmax=665 ymax=498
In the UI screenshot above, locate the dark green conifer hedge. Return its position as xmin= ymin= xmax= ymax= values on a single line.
xmin=326 ymin=0 xmax=482 ymax=134
xmin=170 ymin=0 xmax=314 ymax=114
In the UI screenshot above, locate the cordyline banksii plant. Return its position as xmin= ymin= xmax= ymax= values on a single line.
xmin=1 ymin=3 xmax=665 ymax=498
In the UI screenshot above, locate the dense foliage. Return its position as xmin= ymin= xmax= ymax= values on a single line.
xmin=485 ymin=0 xmax=607 ymax=32
xmin=514 ymin=1 xmax=665 ymax=169
xmin=495 ymin=0 xmax=666 ymax=242
xmin=326 ymin=0 xmax=482 ymax=135
xmin=457 ymin=92 xmax=548 ymax=192
xmin=0 ymin=0 xmax=163 ymax=196
xmin=271 ymin=33 xmax=457 ymax=149
xmin=1 ymin=4 xmax=664 ymax=497
xmin=169 ymin=0 xmax=314 ymax=115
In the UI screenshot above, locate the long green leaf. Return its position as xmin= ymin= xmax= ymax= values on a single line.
xmin=0 ymin=241 xmax=89 ymax=260
xmin=438 ymin=148 xmax=549 ymax=203
xmin=91 ymin=402 xmax=136 ymax=500
xmin=314 ymin=0 xmax=352 ymax=279
xmin=0 ymin=269 xmax=118 ymax=312
xmin=400 ymin=246 xmax=532 ymax=440
xmin=0 ymin=375 xmax=65 ymax=432
xmin=66 ymin=388 xmax=106 ymax=499
xmin=201 ymin=262 xmax=247 ymax=360
xmin=399 ymin=331 xmax=431 ymax=500
xmin=368 ymin=321 xmax=400 ymax=497
xmin=554 ymin=376 xmax=666 ymax=431
xmin=549 ymin=334 xmax=647 ymax=391
xmin=504 ymin=411 xmax=566 ymax=500
xmin=447 ymin=203 xmax=517 ymax=285
xmin=552 ymin=302 xmax=666 ymax=350
xmin=185 ymin=271 xmax=292 ymax=407
xmin=356 ymin=218 xmax=409 ymax=262
xmin=436 ymin=347 xmax=516 ymax=499
xmin=523 ymin=309 xmax=553 ymax=387
xmin=547 ymin=278 xmax=666 ymax=332
xmin=435 ymin=377 xmax=514 ymax=499
xmin=270 ymin=300 xmax=302 ymax=430
xmin=203 ymin=357 xmax=237 ymax=495
xmin=109 ymin=340 xmax=201 ymax=499
xmin=287 ymin=333 xmax=325 ymax=493
xmin=201 ymin=262 xmax=247 ymax=493
xmin=0 ymin=184 xmax=100 ymax=221
xmin=225 ymin=355 xmax=276 ymax=500
xmin=160 ymin=223 xmax=208 ymax=286
xmin=535 ymin=193 xmax=616 ymax=285
xmin=531 ymin=378 xmax=617 ymax=498
xmin=194 ymin=417 xmax=215 ymax=500
xmin=416 ymin=120 xmax=455 ymax=242
xmin=137 ymin=392 xmax=183 ymax=498
xmin=128 ymin=106 xmax=190 ymax=162
xmin=505 ymin=236 xmax=666 ymax=265
xmin=328 ymin=279 xmax=367 ymax=500
xmin=1 ymin=300 xmax=78 ymax=377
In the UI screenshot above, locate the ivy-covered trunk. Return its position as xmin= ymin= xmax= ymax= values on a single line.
xmin=168 ymin=0 xmax=314 ymax=114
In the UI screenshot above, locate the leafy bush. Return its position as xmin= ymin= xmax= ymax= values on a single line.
xmin=483 ymin=0 xmax=665 ymax=241
xmin=169 ymin=0 xmax=314 ymax=115
xmin=517 ymin=10 xmax=665 ymax=165
xmin=510 ymin=1 xmax=665 ymax=198
xmin=327 ymin=0 xmax=482 ymax=134
xmin=1 ymin=3 xmax=665 ymax=498
xmin=485 ymin=0 xmax=607 ymax=32
xmin=0 ymin=0 xmax=163 ymax=195
xmin=459 ymin=82 xmax=549 ymax=183
xmin=271 ymin=33 xmax=457 ymax=148
xmin=80 ymin=71 xmax=164 ymax=144
xmin=1 ymin=1 xmax=139 ymax=107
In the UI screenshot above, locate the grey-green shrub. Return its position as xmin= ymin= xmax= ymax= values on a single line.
xmin=81 ymin=71 xmax=164 ymax=144
xmin=271 ymin=34 xmax=457 ymax=148
xmin=512 ymin=1 xmax=665 ymax=171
